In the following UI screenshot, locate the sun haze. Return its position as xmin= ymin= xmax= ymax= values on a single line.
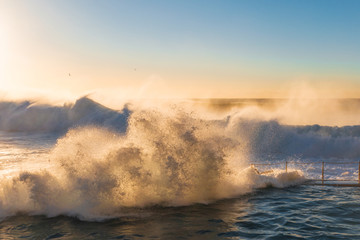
xmin=0 ymin=0 xmax=359 ymax=100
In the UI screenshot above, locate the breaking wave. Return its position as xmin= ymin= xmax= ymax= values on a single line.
xmin=229 ymin=117 xmax=360 ymax=159
xmin=1 ymin=97 xmax=360 ymax=220
xmin=0 ymin=97 xmax=130 ymax=133
xmin=0 ymin=103 xmax=306 ymax=221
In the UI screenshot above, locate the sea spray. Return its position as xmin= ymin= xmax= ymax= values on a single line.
xmin=0 ymin=108 xmax=305 ymax=220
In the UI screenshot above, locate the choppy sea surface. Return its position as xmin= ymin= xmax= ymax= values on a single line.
xmin=2 ymin=185 xmax=360 ymax=239
xmin=1 ymin=98 xmax=360 ymax=239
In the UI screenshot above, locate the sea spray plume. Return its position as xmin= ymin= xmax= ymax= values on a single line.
xmin=0 ymin=108 xmax=306 ymax=221
xmin=0 ymin=97 xmax=130 ymax=133
xmin=53 ymin=110 xmax=250 ymax=206
xmin=0 ymin=109 xmax=252 ymax=220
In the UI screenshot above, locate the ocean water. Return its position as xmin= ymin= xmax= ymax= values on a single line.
xmin=1 ymin=97 xmax=360 ymax=239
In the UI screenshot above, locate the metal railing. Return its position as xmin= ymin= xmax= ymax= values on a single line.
xmin=251 ymin=161 xmax=360 ymax=185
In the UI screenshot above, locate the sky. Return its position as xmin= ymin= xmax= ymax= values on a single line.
xmin=0 ymin=0 xmax=360 ymax=100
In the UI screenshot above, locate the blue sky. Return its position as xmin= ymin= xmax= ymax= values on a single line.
xmin=1 ymin=0 xmax=359 ymax=99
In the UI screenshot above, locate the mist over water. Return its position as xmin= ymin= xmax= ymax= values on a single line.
xmin=195 ymin=98 xmax=360 ymax=126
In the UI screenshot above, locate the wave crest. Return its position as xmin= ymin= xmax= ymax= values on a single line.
xmin=0 ymin=97 xmax=130 ymax=133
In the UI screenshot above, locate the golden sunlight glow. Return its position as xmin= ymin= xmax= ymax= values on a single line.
xmin=0 ymin=1 xmax=359 ymax=101
xmin=0 ymin=24 xmax=8 ymax=86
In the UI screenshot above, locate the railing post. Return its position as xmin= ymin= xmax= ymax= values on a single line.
xmin=322 ymin=162 xmax=324 ymax=185
xmin=285 ymin=161 xmax=288 ymax=173
xmin=358 ymin=161 xmax=360 ymax=184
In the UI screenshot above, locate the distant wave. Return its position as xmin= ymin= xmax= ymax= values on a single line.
xmin=229 ymin=118 xmax=360 ymax=159
xmin=0 ymin=97 xmax=130 ymax=133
